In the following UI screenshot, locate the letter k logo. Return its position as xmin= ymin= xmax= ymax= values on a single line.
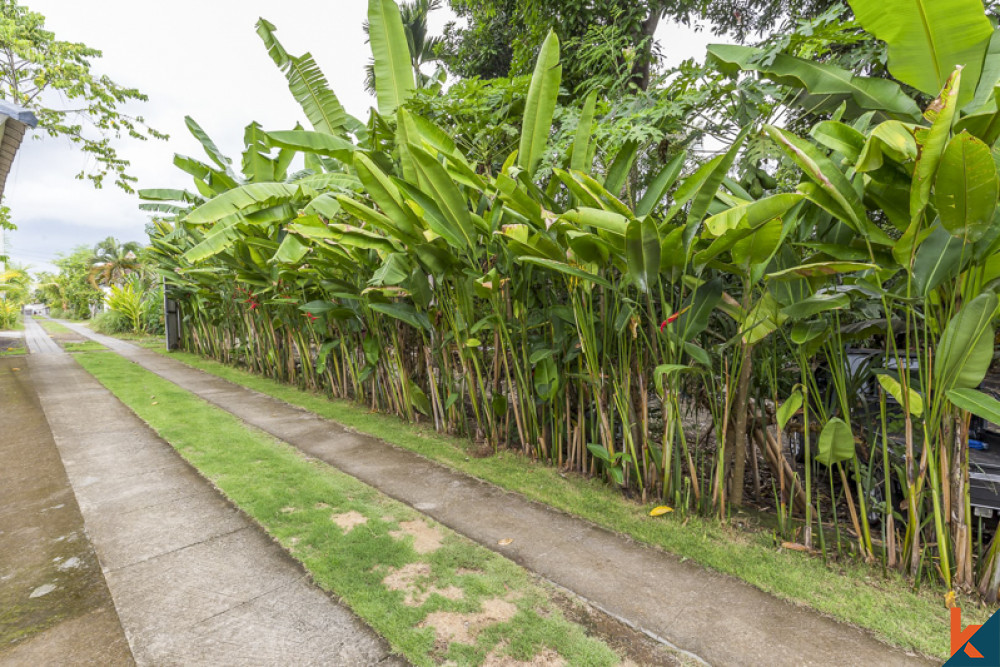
xmin=953 ymin=607 xmax=985 ymax=659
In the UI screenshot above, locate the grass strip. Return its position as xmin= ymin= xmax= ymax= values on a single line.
xmin=35 ymin=318 xmax=71 ymax=334
xmin=76 ymin=351 xmax=621 ymax=667
xmin=156 ymin=349 xmax=987 ymax=660
xmin=62 ymin=341 xmax=106 ymax=353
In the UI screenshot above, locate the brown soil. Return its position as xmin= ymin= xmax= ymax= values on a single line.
xmin=331 ymin=510 xmax=368 ymax=531
xmin=381 ymin=562 xmax=464 ymax=606
xmin=390 ymin=519 xmax=444 ymax=553
xmin=482 ymin=644 xmax=567 ymax=666
xmin=420 ymin=597 xmax=518 ymax=645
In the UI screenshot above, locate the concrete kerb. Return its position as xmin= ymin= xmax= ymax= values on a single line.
xmin=60 ymin=321 xmax=936 ymax=667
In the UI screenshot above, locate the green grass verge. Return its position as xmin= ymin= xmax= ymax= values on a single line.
xmin=62 ymin=341 xmax=106 ymax=353
xmin=100 ymin=331 xmax=163 ymax=348
xmin=35 ymin=318 xmax=71 ymax=334
xmin=5 ymin=315 xmax=24 ymax=331
xmin=157 ymin=349 xmax=993 ymax=660
xmin=76 ymin=351 xmax=621 ymax=667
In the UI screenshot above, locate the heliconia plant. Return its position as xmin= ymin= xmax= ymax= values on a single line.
xmin=141 ymin=0 xmax=1000 ymax=600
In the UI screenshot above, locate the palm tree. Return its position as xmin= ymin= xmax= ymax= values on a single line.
xmin=364 ymin=0 xmax=445 ymax=94
xmin=88 ymin=236 xmax=143 ymax=288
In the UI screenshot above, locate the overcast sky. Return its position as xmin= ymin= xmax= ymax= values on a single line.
xmin=4 ymin=0 xmax=716 ymax=275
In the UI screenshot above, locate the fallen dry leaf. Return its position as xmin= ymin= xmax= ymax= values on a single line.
xmin=649 ymin=506 xmax=674 ymax=517
xmin=945 ymin=590 xmax=957 ymax=609
xmin=780 ymin=542 xmax=811 ymax=552
xmin=497 ymin=538 xmax=513 ymax=546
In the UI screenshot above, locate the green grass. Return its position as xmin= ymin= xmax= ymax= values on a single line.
xmin=157 ymin=349 xmax=993 ymax=660
xmin=62 ymin=341 xmax=106 ymax=353
xmin=3 ymin=314 xmax=24 ymax=331
xmin=35 ymin=318 xmax=71 ymax=334
xmin=76 ymin=351 xmax=621 ymax=667
xmin=0 ymin=347 xmax=25 ymax=357
xmin=94 ymin=330 xmax=163 ymax=349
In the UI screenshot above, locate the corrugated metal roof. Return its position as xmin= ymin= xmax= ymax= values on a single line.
xmin=0 ymin=100 xmax=37 ymax=201
xmin=0 ymin=100 xmax=37 ymax=128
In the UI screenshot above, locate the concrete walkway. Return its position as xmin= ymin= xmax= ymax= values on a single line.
xmin=61 ymin=321 xmax=935 ymax=666
xmin=22 ymin=316 xmax=60 ymax=354
xmin=18 ymin=321 xmax=404 ymax=666
xmin=0 ymin=355 xmax=133 ymax=665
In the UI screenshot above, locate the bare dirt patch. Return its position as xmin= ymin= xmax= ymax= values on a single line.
xmin=331 ymin=510 xmax=368 ymax=532
xmin=420 ymin=597 xmax=518 ymax=645
xmin=390 ymin=519 xmax=443 ymax=553
xmin=483 ymin=644 xmax=567 ymax=666
xmin=382 ymin=562 xmax=464 ymax=606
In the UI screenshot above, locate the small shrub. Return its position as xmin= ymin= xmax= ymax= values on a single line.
xmin=0 ymin=300 xmax=19 ymax=329
xmin=141 ymin=285 xmax=164 ymax=334
xmin=91 ymin=309 xmax=131 ymax=334
xmin=105 ymin=282 xmax=143 ymax=333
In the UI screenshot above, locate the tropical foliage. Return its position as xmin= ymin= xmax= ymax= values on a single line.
xmin=143 ymin=0 xmax=1000 ymax=602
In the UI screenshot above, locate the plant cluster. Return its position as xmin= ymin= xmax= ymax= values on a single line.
xmin=143 ymin=0 xmax=1000 ymax=601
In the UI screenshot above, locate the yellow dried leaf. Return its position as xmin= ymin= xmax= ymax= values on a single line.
xmin=781 ymin=542 xmax=811 ymax=552
xmin=11 ymin=368 xmax=19 ymax=371
xmin=945 ymin=590 xmax=957 ymax=609
xmin=497 ymin=538 xmax=513 ymax=546
xmin=649 ymin=506 xmax=674 ymax=517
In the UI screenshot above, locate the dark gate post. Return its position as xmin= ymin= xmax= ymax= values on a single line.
xmin=164 ymin=277 xmax=181 ymax=351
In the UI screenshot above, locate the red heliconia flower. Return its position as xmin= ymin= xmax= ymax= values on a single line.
xmin=659 ymin=306 xmax=690 ymax=333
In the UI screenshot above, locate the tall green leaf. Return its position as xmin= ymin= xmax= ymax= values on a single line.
xmin=256 ymin=18 xmax=352 ymax=135
xmin=186 ymin=183 xmax=300 ymax=224
xmin=815 ymin=418 xmax=856 ymax=466
xmin=265 ymin=130 xmax=356 ymax=160
xmin=934 ymin=291 xmax=998 ymax=392
xmin=514 ymin=256 xmax=612 ymax=289
xmin=273 ymin=233 xmax=309 ymax=264
xmin=636 ymin=151 xmax=686 ymax=218
xmin=910 ymin=69 xmax=962 ymax=223
xmin=911 ymin=223 xmax=966 ymax=295
xmin=185 ymin=116 xmax=234 ymax=174
xmin=518 ymin=31 xmax=561 ymax=177
xmin=625 ymin=217 xmax=660 ymax=293
xmin=849 ymin=0 xmax=992 ymax=107
xmin=708 ymin=44 xmax=921 ymax=119
xmin=367 ymin=0 xmax=416 ymax=115
xmin=948 ymin=387 xmax=1000 ymax=424
xmin=570 ymin=91 xmax=598 ymax=174
xmin=408 ymin=144 xmax=476 ymax=253
xmin=935 ymin=132 xmax=999 ymax=243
